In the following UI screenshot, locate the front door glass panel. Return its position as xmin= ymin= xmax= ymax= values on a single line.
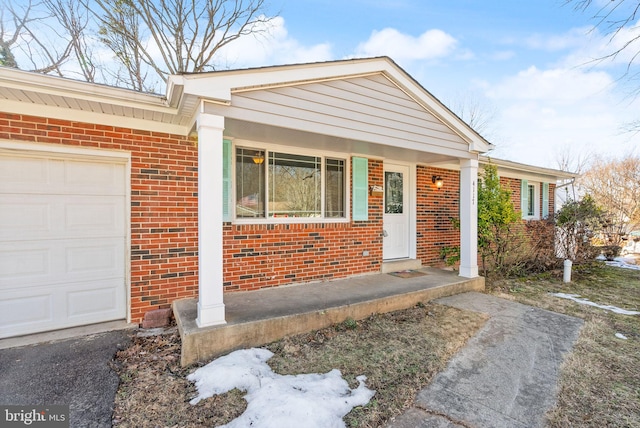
xmin=385 ymin=171 xmax=403 ymax=214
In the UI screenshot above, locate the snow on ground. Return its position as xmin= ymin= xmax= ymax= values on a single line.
xmin=615 ymin=333 xmax=628 ymax=340
xmin=187 ymin=348 xmax=375 ymax=428
xmin=550 ymin=293 xmax=640 ymax=315
xmin=605 ymin=256 xmax=640 ymax=271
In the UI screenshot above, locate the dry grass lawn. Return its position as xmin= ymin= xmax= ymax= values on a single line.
xmin=112 ymin=262 xmax=639 ymax=427
xmin=112 ymin=302 xmax=486 ymax=427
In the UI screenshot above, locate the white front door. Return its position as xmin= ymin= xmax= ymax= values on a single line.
xmin=383 ymin=164 xmax=410 ymax=260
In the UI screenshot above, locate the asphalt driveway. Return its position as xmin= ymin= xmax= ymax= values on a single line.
xmin=0 ymin=330 xmax=130 ymax=428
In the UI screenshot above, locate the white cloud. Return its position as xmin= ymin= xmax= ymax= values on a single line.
xmin=559 ymin=21 xmax=640 ymax=70
xmin=482 ymin=64 xmax=640 ymax=168
xmin=355 ymin=27 xmax=458 ymax=62
xmin=486 ymin=66 xmax=614 ymax=104
xmin=490 ymin=50 xmax=516 ymax=61
xmin=216 ymin=16 xmax=333 ymax=68
xmin=525 ymin=27 xmax=592 ymax=51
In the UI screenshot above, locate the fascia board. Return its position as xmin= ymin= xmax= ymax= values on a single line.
xmin=0 ymin=67 xmax=172 ymax=113
xmin=179 ymin=58 xmax=395 ymax=102
xmin=1 ymin=98 xmax=188 ymax=136
xmin=481 ymin=156 xmax=578 ymax=181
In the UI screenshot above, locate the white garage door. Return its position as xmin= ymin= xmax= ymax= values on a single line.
xmin=0 ymin=148 xmax=127 ymax=339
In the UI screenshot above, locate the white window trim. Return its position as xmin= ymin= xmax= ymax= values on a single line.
xmin=231 ymin=139 xmax=351 ymax=224
xmin=523 ymin=181 xmax=541 ymax=220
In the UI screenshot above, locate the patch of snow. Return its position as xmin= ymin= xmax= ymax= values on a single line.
xmin=187 ymin=348 xmax=375 ymax=428
xmin=605 ymin=257 xmax=640 ymax=270
xmin=615 ymin=333 xmax=628 ymax=340
xmin=550 ymin=293 xmax=640 ymax=315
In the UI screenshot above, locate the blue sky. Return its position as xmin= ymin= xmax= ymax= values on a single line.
xmin=216 ymin=0 xmax=640 ymax=170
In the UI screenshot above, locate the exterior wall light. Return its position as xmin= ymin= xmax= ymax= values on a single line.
xmin=432 ymin=175 xmax=443 ymax=189
xmin=252 ymin=152 xmax=265 ymax=164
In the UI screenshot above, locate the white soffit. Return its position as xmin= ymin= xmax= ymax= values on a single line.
xmin=0 ymin=67 xmax=190 ymax=135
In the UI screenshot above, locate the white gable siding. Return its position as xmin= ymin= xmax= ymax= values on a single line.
xmin=207 ymin=74 xmax=472 ymax=158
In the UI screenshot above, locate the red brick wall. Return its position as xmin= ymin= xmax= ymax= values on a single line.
xmin=222 ymin=159 xmax=384 ymax=291
xmin=416 ymin=166 xmax=461 ymax=266
xmin=2 ymin=111 xmax=560 ymax=321
xmin=501 ymin=176 xmax=522 ymax=212
xmin=0 ymin=113 xmax=199 ymax=323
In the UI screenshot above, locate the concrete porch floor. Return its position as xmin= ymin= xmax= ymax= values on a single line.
xmin=174 ymin=267 xmax=485 ymax=366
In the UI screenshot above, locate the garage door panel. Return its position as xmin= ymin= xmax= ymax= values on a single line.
xmin=0 ymin=155 xmax=50 ymax=192
xmin=64 ymin=160 xmax=126 ymax=195
xmin=66 ymin=241 xmax=124 ymax=275
xmin=0 ymin=238 xmax=125 ymax=289
xmin=0 ymin=247 xmax=49 ymax=280
xmin=0 ymin=155 xmax=125 ymax=196
xmin=0 ymin=294 xmax=52 ymax=329
xmin=0 ymin=279 xmax=125 ymax=339
xmin=67 ymin=283 xmax=121 ymax=318
xmin=0 ymin=199 xmax=50 ymax=238
xmin=65 ymin=198 xmax=125 ymax=235
xmin=0 ymin=194 xmax=125 ymax=240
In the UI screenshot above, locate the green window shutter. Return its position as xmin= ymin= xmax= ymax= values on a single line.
xmin=520 ymin=179 xmax=528 ymax=217
xmin=222 ymin=138 xmax=232 ymax=222
xmin=352 ymin=157 xmax=368 ymax=221
xmin=542 ymin=182 xmax=549 ymax=219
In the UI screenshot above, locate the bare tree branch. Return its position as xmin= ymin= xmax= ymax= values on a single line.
xmin=566 ymin=0 xmax=640 ymax=131
xmin=87 ymin=0 xmax=275 ymax=86
xmin=580 ymin=153 xmax=640 ymax=238
xmin=44 ymin=0 xmax=96 ymax=82
xmin=1 ymin=0 xmax=74 ymax=74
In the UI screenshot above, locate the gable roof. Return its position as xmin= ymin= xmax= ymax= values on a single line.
xmin=170 ymin=57 xmax=492 ymax=154
xmin=0 ymin=57 xmax=491 ymax=156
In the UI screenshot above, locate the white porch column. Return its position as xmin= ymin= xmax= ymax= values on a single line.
xmin=196 ymin=113 xmax=226 ymax=327
xmin=459 ymin=158 xmax=479 ymax=278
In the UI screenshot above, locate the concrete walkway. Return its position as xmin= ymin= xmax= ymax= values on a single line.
xmin=387 ymin=292 xmax=584 ymax=428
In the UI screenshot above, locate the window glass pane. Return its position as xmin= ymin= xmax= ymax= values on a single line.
xmin=325 ymin=158 xmax=345 ymax=217
xmin=385 ymin=171 xmax=403 ymax=214
xmin=269 ymin=152 xmax=321 ymax=217
xmin=236 ymin=148 xmax=265 ymax=218
xmin=527 ymin=184 xmax=535 ymax=216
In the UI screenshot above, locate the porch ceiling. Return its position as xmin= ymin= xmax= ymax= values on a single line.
xmin=224 ymin=118 xmax=460 ymax=165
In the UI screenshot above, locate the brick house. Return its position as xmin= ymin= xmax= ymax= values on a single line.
xmin=0 ymin=57 xmax=573 ymax=338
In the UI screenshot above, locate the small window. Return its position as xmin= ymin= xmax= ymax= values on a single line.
xmin=235 ymin=146 xmax=346 ymax=220
xmin=325 ymin=158 xmax=345 ymax=218
xmin=527 ymin=184 xmax=535 ymax=217
xmin=236 ymin=148 xmax=265 ymax=218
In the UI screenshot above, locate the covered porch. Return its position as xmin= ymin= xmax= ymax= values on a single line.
xmin=175 ymin=57 xmax=488 ymax=332
xmin=174 ymin=265 xmax=484 ymax=366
